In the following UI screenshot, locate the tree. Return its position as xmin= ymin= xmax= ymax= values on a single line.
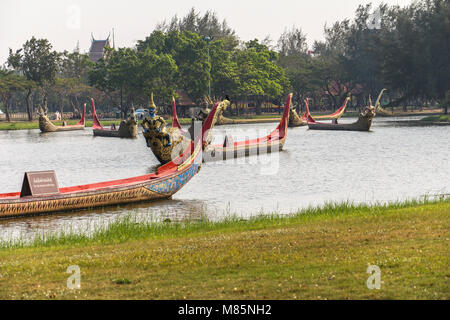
xmin=138 ymin=31 xmax=211 ymax=101
xmin=277 ymin=26 xmax=308 ymax=57
xmin=0 ymin=70 xmax=30 ymax=122
xmin=89 ymin=47 xmax=178 ymax=116
xmin=277 ymin=26 xmax=315 ymax=109
xmin=154 ymin=8 xmax=239 ymax=50
xmin=233 ymin=40 xmax=290 ymax=114
xmin=310 ymin=20 xmax=357 ymax=109
xmin=89 ymin=47 xmax=140 ymax=117
xmin=442 ymin=90 xmax=450 ymax=115
xmin=209 ymin=40 xmax=239 ymax=98
xmin=138 ymin=49 xmax=178 ymax=104
xmin=7 ymin=37 xmax=59 ymax=120
xmin=60 ymin=49 xmax=93 ymax=82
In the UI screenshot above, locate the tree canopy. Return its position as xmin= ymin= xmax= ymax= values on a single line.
xmin=2 ymin=1 xmax=449 ymax=118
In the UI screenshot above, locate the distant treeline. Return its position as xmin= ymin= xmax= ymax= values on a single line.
xmin=1 ymin=0 xmax=449 ymax=121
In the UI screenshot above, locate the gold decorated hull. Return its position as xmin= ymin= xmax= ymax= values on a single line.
xmin=39 ymin=116 xmax=85 ymax=132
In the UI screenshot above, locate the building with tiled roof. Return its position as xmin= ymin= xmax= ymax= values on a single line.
xmin=89 ymin=34 xmax=110 ymax=62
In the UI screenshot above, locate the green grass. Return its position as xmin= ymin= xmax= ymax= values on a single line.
xmin=0 ymin=120 xmax=123 ymax=131
xmin=0 ymin=118 xmax=194 ymax=131
xmin=0 ymin=198 xmax=443 ymax=249
xmin=420 ymin=115 xmax=450 ymax=122
xmin=0 ymin=198 xmax=448 ymax=299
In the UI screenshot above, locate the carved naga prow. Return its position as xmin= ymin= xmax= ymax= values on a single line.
xmin=354 ymin=91 xmax=384 ymax=128
xmin=360 ymin=95 xmax=376 ymax=120
xmin=288 ymin=106 xmax=307 ymax=127
xmin=361 ymin=89 xmax=386 ymax=119
xmin=194 ymin=96 xmax=235 ymax=126
xmin=373 ymin=88 xmax=390 ymax=115
xmin=117 ymin=107 xmax=138 ymax=137
xmin=142 ymin=93 xmax=191 ymax=164
xmin=187 ymin=98 xmax=231 ymax=139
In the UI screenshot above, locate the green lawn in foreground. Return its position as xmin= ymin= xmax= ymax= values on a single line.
xmin=0 ymin=199 xmax=448 ymax=300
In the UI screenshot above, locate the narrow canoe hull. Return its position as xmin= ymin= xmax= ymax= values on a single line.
xmin=39 ymin=104 xmax=86 ymax=133
xmin=308 ymin=118 xmax=373 ymax=131
xmin=0 ymin=163 xmax=200 ymax=219
xmin=305 ymin=98 xmax=375 ymax=132
xmin=92 ymin=99 xmax=138 ymax=138
xmin=204 ymin=138 xmax=286 ymax=162
xmin=39 ymin=118 xmax=85 ymax=132
xmin=93 ymin=127 xmax=137 ymax=138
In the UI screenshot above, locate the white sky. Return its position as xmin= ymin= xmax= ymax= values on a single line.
xmin=0 ymin=0 xmax=412 ymax=65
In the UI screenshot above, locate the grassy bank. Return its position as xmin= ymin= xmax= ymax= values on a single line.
xmin=0 ymin=118 xmax=194 ymax=131
xmin=420 ymin=115 xmax=450 ymax=122
xmin=0 ymin=199 xmax=448 ymax=299
xmin=0 ymin=120 xmax=123 ymax=131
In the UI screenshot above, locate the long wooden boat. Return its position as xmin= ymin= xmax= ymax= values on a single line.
xmin=0 ymin=119 xmax=209 ymax=219
xmin=91 ymin=99 xmax=138 ymax=138
xmin=305 ymin=98 xmax=375 ymax=131
xmin=39 ymin=105 xmax=86 ymax=133
xmin=173 ymin=94 xmax=292 ymax=162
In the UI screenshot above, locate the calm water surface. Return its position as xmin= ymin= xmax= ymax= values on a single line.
xmin=0 ymin=116 xmax=449 ymax=242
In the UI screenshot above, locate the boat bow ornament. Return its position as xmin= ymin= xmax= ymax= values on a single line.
xmin=92 ymin=99 xmax=138 ymax=138
xmin=142 ymin=93 xmax=190 ymax=164
xmin=306 ymin=95 xmax=378 ymax=131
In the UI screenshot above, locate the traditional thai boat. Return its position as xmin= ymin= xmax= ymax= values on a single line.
xmin=172 ymin=94 xmax=292 ymax=162
xmin=305 ymin=97 xmax=376 ymax=131
xmin=288 ymin=108 xmax=307 ymax=127
xmin=39 ymin=104 xmax=86 ymax=133
xmin=91 ymin=99 xmax=138 ymax=138
xmin=0 ymin=113 xmax=210 ymax=219
xmin=144 ymin=95 xmax=229 ymax=164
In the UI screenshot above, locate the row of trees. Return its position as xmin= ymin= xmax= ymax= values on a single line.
xmin=1 ymin=38 xmax=94 ymax=121
xmin=1 ymin=1 xmax=449 ymax=121
xmin=277 ymin=0 xmax=449 ymax=112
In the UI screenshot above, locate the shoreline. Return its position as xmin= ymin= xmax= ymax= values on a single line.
xmin=1 ymin=112 xmax=447 ymax=131
xmin=1 ymin=198 xmax=448 ymax=299
xmin=0 ymin=118 xmax=192 ymax=131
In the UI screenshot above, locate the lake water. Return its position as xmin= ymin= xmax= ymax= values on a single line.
xmin=0 ymin=116 xmax=449 ymax=243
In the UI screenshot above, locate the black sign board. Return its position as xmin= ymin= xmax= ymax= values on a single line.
xmin=20 ymin=171 xmax=60 ymax=198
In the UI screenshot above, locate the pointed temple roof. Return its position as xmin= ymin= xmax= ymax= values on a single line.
xmin=89 ymin=34 xmax=111 ymax=62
